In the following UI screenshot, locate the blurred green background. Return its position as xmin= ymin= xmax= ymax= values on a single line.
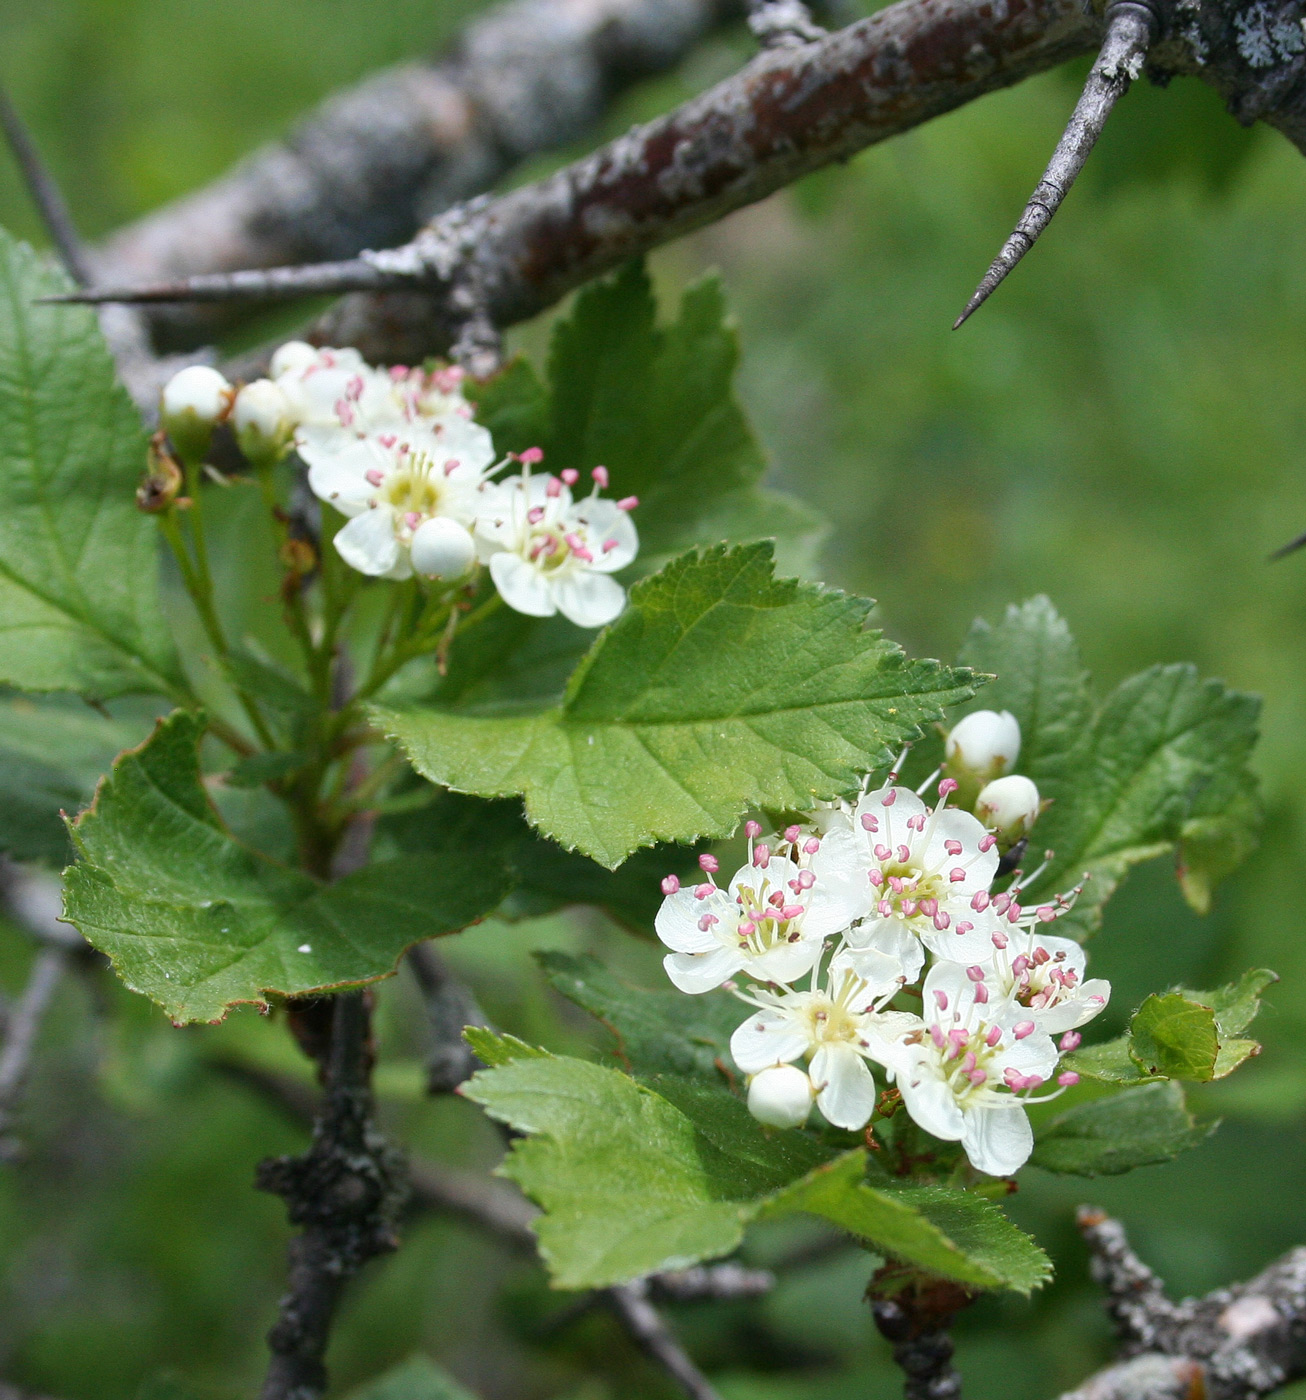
xmin=2 ymin=1 xmax=1305 ymax=1397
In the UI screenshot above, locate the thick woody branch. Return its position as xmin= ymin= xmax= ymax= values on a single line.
xmin=1056 ymin=1209 xmax=1306 ymax=1400
xmin=91 ymin=0 xmax=746 ymax=350
xmin=65 ymin=0 xmax=1104 ymax=364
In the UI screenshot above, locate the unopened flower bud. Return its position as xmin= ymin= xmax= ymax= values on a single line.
xmin=161 ymin=365 xmax=233 ymax=464
xmin=136 ymin=433 xmax=184 ymax=513
xmin=270 ymin=340 xmax=319 ymax=379
xmin=747 ymin=1065 xmax=813 ymax=1129
xmin=410 ymin=517 xmax=476 ymax=579
xmin=233 ymin=378 xmax=294 ymax=467
xmin=946 ymin=709 xmax=1021 ymax=794
xmin=975 ymin=774 xmax=1041 ymax=848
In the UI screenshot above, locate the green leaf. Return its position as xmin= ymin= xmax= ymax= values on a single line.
xmin=961 ymin=599 xmax=1260 ymax=928
xmin=1128 ymin=993 xmax=1219 ymax=1081
xmin=761 ymin=1154 xmax=1050 ymax=1294
xmin=378 ymin=788 xmax=700 ymax=933
xmin=0 ymin=691 xmax=151 ymax=862
xmin=378 ymin=542 xmax=975 ymax=866
xmin=343 ymin=1356 xmax=476 ymax=1400
xmin=536 ymin=951 xmax=738 ymax=1080
xmin=475 ymin=262 xmax=825 ymax=569
xmin=1031 ymin=1082 xmax=1216 ymax=1176
xmin=1181 ymin=967 xmax=1277 ymax=1037
xmin=1060 ymin=1035 xmax=1160 ymax=1086
xmin=463 ymin=1027 xmax=548 ymax=1066
xmin=0 ymin=230 xmax=178 ymax=699
xmin=62 ymin=711 xmax=513 ymax=1021
xmin=465 ymin=1038 xmax=1047 ymax=1294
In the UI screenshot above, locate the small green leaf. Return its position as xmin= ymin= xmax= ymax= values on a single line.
xmin=379 ymin=542 xmax=975 ymax=867
xmin=343 ymin=1355 xmax=476 ymax=1400
xmin=1180 ymin=967 xmax=1277 ymax=1037
xmin=963 ymin=599 xmax=1260 ymax=930
xmin=536 ymin=951 xmax=739 ymax=1080
xmin=1129 ymin=993 xmax=1219 ymax=1081
xmin=463 ymin=1028 xmax=547 ymax=1067
xmin=1032 ymin=1082 xmax=1216 ymax=1176
xmin=1060 ymin=1035 xmax=1160 ymax=1086
xmin=0 ymin=230 xmax=179 ymax=699
xmin=62 ymin=711 xmax=513 ymax=1021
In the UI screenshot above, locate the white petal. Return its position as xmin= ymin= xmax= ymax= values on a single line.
xmin=655 ymin=889 xmax=729 ymax=954
xmin=922 ymin=807 xmax=998 ymax=893
xmin=835 ymin=920 xmax=924 ymax=987
xmin=859 ymin=1011 xmax=927 ymax=1068
xmin=334 ymin=507 xmax=401 ymax=576
xmin=919 ymin=907 xmax=1007 ymax=964
xmin=663 ymin=946 xmax=742 ymax=994
xmin=804 ymin=829 xmax=875 ymax=936
xmin=855 ymin=785 xmax=927 ymax=846
xmin=962 ymin=1104 xmax=1033 ymax=1176
xmin=425 ymin=415 xmax=496 ymax=476
xmin=490 ymin=551 xmax=557 ymax=618
xmin=553 ymin=570 xmax=626 ymax=628
xmin=898 ymin=1065 xmax=966 ymax=1142
xmin=300 ymin=436 xmax=387 ymax=517
xmin=570 ymin=496 xmax=639 ymax=572
xmin=749 ymin=938 xmax=822 ymax=986
xmin=811 ymin=1045 xmax=877 ymax=1130
xmin=731 ymin=1009 xmax=810 ymax=1073
xmin=998 ymin=1032 xmax=1059 ymax=1079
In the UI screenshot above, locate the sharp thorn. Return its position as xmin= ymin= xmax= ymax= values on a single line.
xmin=953 ymin=0 xmax=1156 ymax=328
xmin=1269 ymin=531 xmax=1306 ymax=561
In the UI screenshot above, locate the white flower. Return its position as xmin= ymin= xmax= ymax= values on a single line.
xmin=273 ymin=344 xmax=394 ymax=434
xmin=475 ymin=468 xmax=639 ymax=628
xmin=731 ymin=959 xmax=918 ymax=1130
xmin=232 ymin=378 xmax=294 ymax=466
xmin=946 ymin=710 xmax=1021 ymax=784
xmin=976 ymin=775 xmax=1041 ymax=843
xmin=299 ymin=425 xmax=495 ymax=580
xmin=983 ymin=931 xmax=1110 ymax=1035
xmin=838 ymin=782 xmax=1007 ymax=963
xmin=160 ymin=365 xmax=232 ymax=462
xmin=874 ymin=962 xmax=1059 ymax=1177
xmin=656 ymin=831 xmax=872 ymax=994
xmin=747 ymin=1064 xmax=814 ymax=1128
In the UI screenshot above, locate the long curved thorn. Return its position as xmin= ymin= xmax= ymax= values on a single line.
xmin=953 ymin=0 xmax=1156 ymax=330
xmin=35 ymin=255 xmax=408 ymax=306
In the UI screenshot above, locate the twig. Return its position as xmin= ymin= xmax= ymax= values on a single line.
xmin=870 ymin=1268 xmax=976 ymax=1400
xmin=607 ymin=1280 xmax=726 ymax=1400
xmin=0 ymin=948 xmax=66 ymax=1161
xmin=406 ymin=943 xmax=490 ymax=1094
xmin=90 ymin=0 xmax=750 ymax=349
xmin=1056 ymin=1209 xmax=1306 ymax=1400
xmin=953 ymin=0 xmax=1156 ymax=327
xmin=748 ymin=0 xmax=826 ymax=47
xmin=256 ymin=992 xmax=408 ymax=1400
xmin=0 ymin=82 xmax=92 ymax=286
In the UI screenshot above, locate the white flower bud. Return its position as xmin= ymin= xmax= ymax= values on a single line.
xmin=269 ymin=340 xmax=319 ymax=379
xmin=975 ymin=774 xmax=1041 ymax=843
xmin=233 ymin=379 xmax=294 ymax=466
xmin=160 ymin=365 xmax=232 ymax=463
xmin=946 ymin=709 xmax=1021 ymax=784
xmin=410 ymin=517 xmax=476 ymax=579
xmin=747 ymin=1064 xmax=813 ymax=1129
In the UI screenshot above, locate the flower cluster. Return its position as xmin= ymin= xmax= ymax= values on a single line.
xmin=158 ymin=347 xmax=640 ymax=629
xmin=654 ymin=713 xmax=1108 ymax=1178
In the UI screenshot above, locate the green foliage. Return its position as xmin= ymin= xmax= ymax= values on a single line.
xmin=0 ymin=230 xmax=178 ymax=699
xmin=959 ymin=598 xmax=1260 ymax=929
xmin=472 ymin=261 xmax=825 ymax=573
xmin=464 ymin=1034 xmax=1048 ymax=1293
xmin=1031 ymin=1082 xmax=1216 ymax=1176
xmin=1065 ymin=969 xmax=1273 ymax=1084
xmin=62 ymin=711 xmax=513 ymax=1021
xmin=0 ymin=692 xmax=151 ymax=862
xmin=536 ymin=950 xmax=739 ymax=1079
xmin=344 ymin=1355 xmax=476 ymax=1400
xmin=379 ymin=541 xmax=975 ymax=866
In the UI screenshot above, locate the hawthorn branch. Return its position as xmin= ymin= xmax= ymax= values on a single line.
xmin=1055 ymin=1208 xmax=1306 ymax=1400
xmin=607 ymin=1280 xmax=726 ymax=1400
xmin=406 ymin=943 xmax=490 ymax=1094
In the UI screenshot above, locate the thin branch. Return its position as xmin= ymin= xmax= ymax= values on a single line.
xmin=406 ymin=942 xmax=489 ymax=1094
xmin=90 ymin=0 xmax=749 ymax=349
xmin=0 ymin=948 xmax=66 ymax=1162
xmin=607 ymin=1280 xmax=726 ymax=1400
xmin=953 ymin=0 xmax=1156 ymax=328
xmin=870 ymin=1268 xmax=976 ymax=1400
xmin=256 ymin=992 xmax=408 ymax=1400
xmin=1056 ymin=1210 xmax=1306 ymax=1400
xmin=58 ymin=0 xmax=1103 ymax=364
xmin=0 ymin=83 xmax=92 ymax=286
